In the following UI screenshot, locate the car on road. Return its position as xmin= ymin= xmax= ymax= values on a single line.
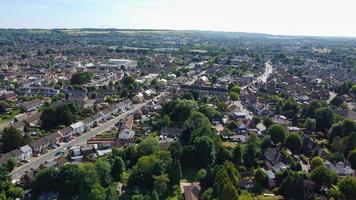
xmin=55 ymin=150 xmax=64 ymax=157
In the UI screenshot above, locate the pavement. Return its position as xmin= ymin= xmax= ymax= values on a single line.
xmin=11 ymin=98 xmax=156 ymax=181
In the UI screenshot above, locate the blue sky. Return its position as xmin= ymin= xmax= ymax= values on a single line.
xmin=1 ymin=0 xmax=356 ymax=37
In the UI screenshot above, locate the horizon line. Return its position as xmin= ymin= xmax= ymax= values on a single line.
xmin=1 ymin=27 xmax=355 ymax=39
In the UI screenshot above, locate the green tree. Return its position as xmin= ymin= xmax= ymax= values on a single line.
xmin=338 ymin=176 xmax=356 ymax=200
xmin=1 ymin=127 xmax=24 ymax=152
xmin=151 ymin=191 xmax=159 ymax=200
xmin=267 ymin=124 xmax=286 ymax=145
xmin=305 ymin=100 xmax=321 ymax=118
xmin=70 ymin=72 xmax=93 ymax=85
xmin=310 ymin=166 xmax=338 ymax=189
xmin=232 ymin=144 xmax=243 ymax=165
xmin=153 ymin=174 xmax=169 ymax=196
xmin=87 ymin=183 xmax=106 ymax=200
xmin=230 ymin=85 xmax=241 ymax=94
xmin=304 ymin=118 xmax=316 ymax=132
xmin=169 ymin=142 xmax=182 ymax=160
xmin=254 ymin=168 xmax=268 ymax=188
xmin=263 ymin=117 xmax=274 ymax=129
xmin=95 ymin=160 xmax=112 ymax=187
xmin=348 ymin=149 xmax=356 ymax=169
xmin=169 ymin=160 xmax=182 ymax=185
xmin=278 ymin=170 xmax=305 ymax=200
xmin=285 ymin=133 xmax=303 ymax=154
xmin=137 ymin=136 xmax=159 ymax=157
xmin=315 ymin=107 xmax=334 ymax=131
xmin=194 ymin=136 xmax=215 ymax=168
xmin=111 ymin=156 xmax=125 ymax=181
xmin=215 ymin=146 xmax=232 ymax=165
xmin=310 ymin=156 xmax=324 ymax=171
xmin=229 ymin=92 xmax=239 ymax=101
xmin=104 ymin=185 xmax=117 ymax=200
xmin=215 ymin=161 xmax=240 ymax=200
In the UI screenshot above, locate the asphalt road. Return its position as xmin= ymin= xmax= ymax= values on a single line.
xmin=11 ymin=100 xmax=152 ymax=181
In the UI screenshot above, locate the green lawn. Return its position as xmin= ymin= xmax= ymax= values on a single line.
xmin=239 ymin=191 xmax=281 ymax=200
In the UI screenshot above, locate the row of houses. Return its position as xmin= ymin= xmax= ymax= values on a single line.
xmin=0 ymin=100 xmax=132 ymax=166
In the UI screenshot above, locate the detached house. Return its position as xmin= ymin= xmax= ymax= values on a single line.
xmin=70 ymin=121 xmax=85 ymax=134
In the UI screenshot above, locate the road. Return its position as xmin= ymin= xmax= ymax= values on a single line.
xmin=233 ymin=61 xmax=273 ymax=125
xmin=241 ymin=61 xmax=273 ymax=90
xmin=11 ymin=99 xmax=154 ymax=180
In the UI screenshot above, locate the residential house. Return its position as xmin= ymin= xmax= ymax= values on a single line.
xmin=18 ymin=99 xmax=43 ymax=112
xmin=181 ymin=182 xmax=201 ymax=200
xmin=58 ymin=126 xmax=74 ymax=140
xmin=68 ymin=93 xmax=89 ymax=106
xmin=12 ymin=121 xmax=26 ymax=132
xmin=44 ymin=133 xmax=62 ymax=148
xmin=9 ymin=149 xmax=24 ymax=163
xmin=19 ymin=145 xmax=33 ymax=161
xmin=82 ymin=117 xmax=96 ymax=131
xmin=29 ymin=138 xmax=49 ymax=154
xmin=0 ymin=152 xmax=15 ymax=166
xmin=160 ymin=127 xmax=182 ymax=138
xmin=70 ymin=121 xmax=85 ymax=135
xmin=23 ymin=112 xmax=42 ymax=127
xmin=118 ymin=115 xmax=135 ymax=146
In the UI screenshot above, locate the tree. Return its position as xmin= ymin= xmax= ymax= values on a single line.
xmin=1 ymin=127 xmax=24 ymax=152
xmin=244 ymin=143 xmax=258 ymax=168
xmin=151 ymin=191 xmax=159 ymax=200
xmin=137 ymin=136 xmax=159 ymax=157
xmin=215 ymin=161 xmax=240 ymax=200
xmin=111 ymin=157 xmax=125 ymax=181
xmin=229 ymin=92 xmax=239 ymax=101
xmin=254 ymin=168 xmax=268 ymax=188
xmin=159 ymin=114 xmax=171 ymax=128
xmin=0 ymin=101 xmax=10 ymax=114
xmin=122 ymin=75 xmax=135 ymax=86
xmin=338 ymin=176 xmax=356 ymax=200
xmin=304 ymin=118 xmax=316 ymax=132
xmin=263 ymin=117 xmax=274 ymax=129
xmin=153 ymin=174 xmax=169 ymax=196
xmin=310 ymin=156 xmax=324 ymax=171
xmin=168 ymin=160 xmax=182 ymax=185
xmin=215 ymin=146 xmax=232 ymax=165
xmin=232 ymin=145 xmax=243 ymax=165
xmin=315 ymin=107 xmax=334 ymax=131
xmin=278 ymin=170 xmax=305 ymax=200
xmin=170 ymin=99 xmax=198 ymax=122
xmin=330 ymin=96 xmax=345 ymax=107
xmin=310 ymin=166 xmax=337 ymax=188
xmin=267 ymin=124 xmax=286 ymax=145
xmin=285 ymin=133 xmax=303 ymax=154
xmin=105 ymin=185 xmax=117 ymax=200
xmin=199 ymin=105 xmax=223 ymax=121
xmin=87 ymin=183 xmax=106 ymax=200
xmin=70 ymin=72 xmax=93 ymax=85
xmin=41 ymin=103 xmax=81 ymax=129
xmin=95 ymin=160 xmax=112 ymax=187
xmin=351 ymin=84 xmax=356 ymax=95
xmin=230 ymin=85 xmax=241 ymax=94
xmin=348 ymin=149 xmax=356 ymax=169
xmin=194 ymin=136 xmax=215 ymax=168
xmin=168 ymin=142 xmax=182 ymax=160
xmin=305 ymin=100 xmax=321 ymax=118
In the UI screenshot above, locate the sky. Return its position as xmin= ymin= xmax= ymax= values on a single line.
xmin=1 ymin=0 xmax=356 ymax=37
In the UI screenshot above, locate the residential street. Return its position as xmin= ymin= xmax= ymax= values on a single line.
xmin=11 ymin=100 xmax=151 ymax=180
